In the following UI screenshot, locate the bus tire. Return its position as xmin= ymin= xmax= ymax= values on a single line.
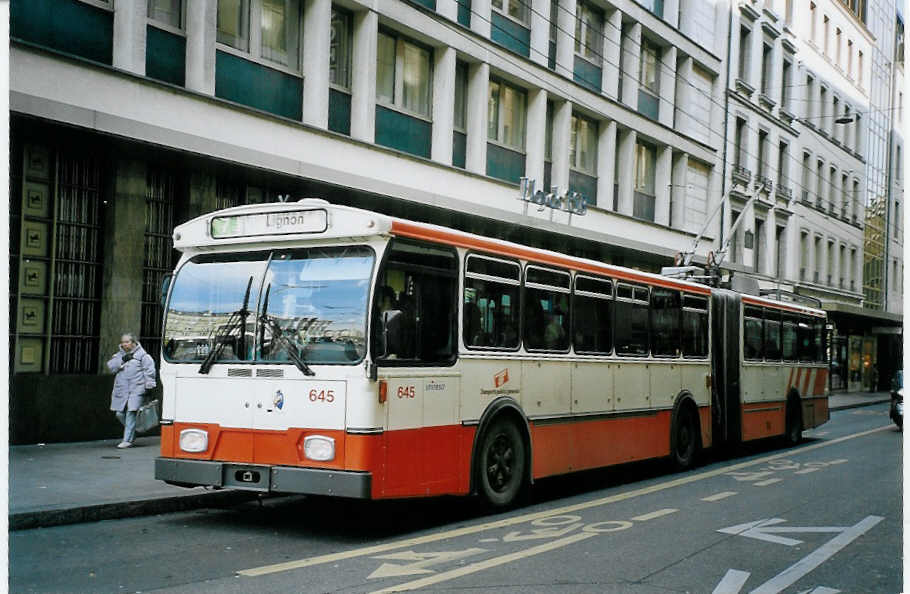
xmin=671 ymin=402 xmax=699 ymax=471
xmin=476 ymin=417 xmax=526 ymax=508
xmin=785 ymin=397 xmax=802 ymax=446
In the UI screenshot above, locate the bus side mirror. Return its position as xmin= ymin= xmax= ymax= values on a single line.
xmin=382 ymin=310 xmax=404 ymax=359
xmin=160 ymin=274 xmax=173 ymax=308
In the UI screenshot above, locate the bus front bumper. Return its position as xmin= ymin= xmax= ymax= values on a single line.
xmin=155 ymin=457 xmax=372 ymax=499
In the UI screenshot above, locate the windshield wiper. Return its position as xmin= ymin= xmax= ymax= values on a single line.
xmin=259 ymin=283 xmax=315 ymax=376
xmin=199 ymin=276 xmax=253 ymax=374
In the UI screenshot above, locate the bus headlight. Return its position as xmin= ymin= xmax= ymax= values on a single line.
xmin=303 ymin=435 xmax=335 ymax=461
xmin=179 ymin=429 xmax=209 ymax=453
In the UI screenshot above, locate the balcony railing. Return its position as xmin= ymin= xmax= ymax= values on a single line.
xmin=733 ymin=165 xmax=752 ymax=186
xmin=801 ymin=189 xmax=811 ymax=204
xmin=813 ymin=271 xmax=819 ymax=283
xmin=757 ymin=175 xmax=774 ymax=193
xmin=776 ymin=185 xmax=793 ymax=200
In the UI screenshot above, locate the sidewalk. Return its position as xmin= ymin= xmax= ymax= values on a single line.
xmin=8 ymin=391 xmax=893 ymax=531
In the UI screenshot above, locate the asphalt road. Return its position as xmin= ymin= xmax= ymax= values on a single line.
xmin=10 ymin=404 xmax=902 ymax=593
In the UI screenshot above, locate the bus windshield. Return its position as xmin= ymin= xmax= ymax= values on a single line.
xmin=163 ymin=246 xmax=373 ymax=365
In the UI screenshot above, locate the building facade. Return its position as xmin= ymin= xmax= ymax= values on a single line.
xmin=7 ymin=0 xmax=900 ymax=443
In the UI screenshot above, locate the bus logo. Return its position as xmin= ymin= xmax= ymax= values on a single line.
xmin=273 ymin=390 xmax=284 ymax=410
xmin=494 ymin=369 xmax=509 ymax=388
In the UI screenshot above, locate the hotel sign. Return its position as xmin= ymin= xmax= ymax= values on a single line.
xmin=518 ymin=177 xmax=588 ymax=216
xmin=210 ymin=209 xmax=328 ymax=239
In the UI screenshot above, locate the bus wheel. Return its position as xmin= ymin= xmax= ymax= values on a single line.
xmin=477 ymin=418 xmax=526 ymax=508
xmin=785 ymin=399 xmax=802 ymax=446
xmin=671 ymin=404 xmax=698 ymax=470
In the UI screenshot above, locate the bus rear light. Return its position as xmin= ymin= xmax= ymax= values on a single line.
xmin=303 ymin=435 xmax=335 ymax=461
xmin=179 ymin=429 xmax=208 ymax=453
xmin=379 ymin=380 xmax=388 ymax=403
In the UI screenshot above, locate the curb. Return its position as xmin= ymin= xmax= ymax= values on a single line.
xmin=9 ymin=489 xmax=264 ymax=531
xmin=829 ymin=398 xmax=891 ymax=412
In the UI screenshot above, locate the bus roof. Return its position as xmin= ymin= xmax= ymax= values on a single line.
xmin=172 ymin=200 xmax=826 ymax=318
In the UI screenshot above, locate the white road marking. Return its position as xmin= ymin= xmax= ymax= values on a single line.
xmin=370 ymin=532 xmax=597 ymax=593
xmin=794 ymin=468 xmax=820 ymax=474
xmin=749 ymin=516 xmax=883 ymax=594
xmin=702 ymin=491 xmax=738 ymax=502
xmin=718 ymin=519 xmax=847 ymax=547
xmin=713 ymin=569 xmax=751 ymax=594
xmin=754 ymin=478 xmax=782 ymax=486
xmin=804 ymin=587 xmax=840 ymax=594
xmin=727 ymin=471 xmax=776 ymax=482
xmin=502 ymin=523 xmax=583 ymax=542
xmin=237 ymin=425 xmax=891 ymax=577
xmin=826 ymin=459 xmax=847 ymax=465
xmin=478 ymin=538 xmax=498 ymax=543
xmin=367 ymin=548 xmax=486 ymax=579
xmin=631 ymin=508 xmax=678 ymax=521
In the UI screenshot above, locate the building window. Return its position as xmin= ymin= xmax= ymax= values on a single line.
xmin=640 ymin=38 xmax=660 ymax=96
xmin=761 ymin=43 xmax=772 ymax=95
xmin=330 ymin=8 xmax=352 ymax=90
xmin=781 ymin=59 xmax=791 ymax=108
xmin=488 ymin=79 xmax=526 ymax=151
xmin=217 ymin=0 xmax=301 ymax=71
xmin=633 ymin=141 xmax=656 ymax=221
xmin=570 ymin=113 xmax=597 ymax=175
xmin=738 ymin=26 xmax=751 ymax=81
xmin=377 ymin=31 xmax=432 ymax=119
xmin=734 ymin=117 xmax=747 ymax=167
xmin=454 ymin=62 xmax=467 ymax=132
xmin=148 ymin=0 xmax=182 ymax=28
xmin=574 ymin=2 xmax=603 ymax=64
xmin=491 ymin=0 xmax=529 ymax=25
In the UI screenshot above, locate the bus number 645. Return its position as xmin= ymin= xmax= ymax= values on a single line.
xmin=397 ymin=386 xmax=416 ymax=399
xmin=309 ymin=389 xmax=335 ymax=403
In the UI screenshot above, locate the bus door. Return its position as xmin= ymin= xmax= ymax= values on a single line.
xmin=711 ymin=290 xmax=741 ymax=446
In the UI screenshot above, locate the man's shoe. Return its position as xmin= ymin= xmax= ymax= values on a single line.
xmin=116 ymin=441 xmax=133 ymax=449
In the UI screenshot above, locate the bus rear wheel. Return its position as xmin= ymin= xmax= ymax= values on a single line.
xmin=477 ymin=418 xmax=526 ymax=508
xmin=785 ymin=399 xmax=802 ymax=446
xmin=671 ymin=404 xmax=698 ymax=470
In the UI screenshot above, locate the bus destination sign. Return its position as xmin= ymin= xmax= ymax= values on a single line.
xmin=210 ymin=209 xmax=328 ymax=239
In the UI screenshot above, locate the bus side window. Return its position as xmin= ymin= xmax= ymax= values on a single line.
xmin=797 ymin=316 xmax=814 ymax=361
xmin=651 ymin=288 xmax=681 ymax=357
xmin=524 ymin=266 xmax=570 ymax=352
xmin=763 ymin=308 xmax=782 ymax=360
xmin=615 ymin=284 xmax=649 ymax=356
xmin=782 ymin=314 xmax=799 ymax=361
xmin=814 ymin=318 xmax=827 ymax=363
xmin=573 ymin=276 xmax=612 ymax=354
xmin=464 ymin=255 xmax=521 ymax=350
xmin=743 ymin=306 xmax=763 ymax=360
xmin=681 ymin=294 xmax=708 ymax=358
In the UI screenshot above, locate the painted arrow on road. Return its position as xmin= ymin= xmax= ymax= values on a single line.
xmin=717 ymin=518 xmax=847 ymax=546
xmin=368 ymin=548 xmax=486 ymax=579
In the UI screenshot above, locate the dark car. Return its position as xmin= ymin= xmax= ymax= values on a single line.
xmin=890 ymin=370 xmax=903 ymax=430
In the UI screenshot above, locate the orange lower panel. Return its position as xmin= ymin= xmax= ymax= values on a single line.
xmin=804 ymin=396 xmax=830 ymax=429
xmin=741 ymin=401 xmax=785 ymax=442
xmin=530 ymin=411 xmax=674 ymax=479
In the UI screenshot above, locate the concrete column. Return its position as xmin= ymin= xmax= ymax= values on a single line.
xmin=351 ymin=9 xmax=378 ymax=143
xmin=471 ymin=0 xmax=492 ymax=38
xmin=556 ymin=0 xmax=577 ymax=79
xmin=780 ymin=217 xmax=796 ymax=280
xmin=431 ymin=47 xmax=457 ymax=165
xmin=596 ymin=120 xmax=618 ymax=210
xmin=664 ymin=0 xmax=679 ymax=28
xmin=602 ymin=9 xmax=622 ymax=100
xmin=303 ymin=0 xmax=332 ymax=128
xmin=99 ymin=160 xmax=147 ymax=366
xmin=526 ymin=88 xmax=548 ymax=189
xmin=749 ymin=18 xmax=762 ymax=93
xmin=830 ymin=167 xmax=842 ymax=215
xmin=671 ymin=152 xmax=689 ymax=230
xmin=552 ymin=100 xmax=573 ymax=192
xmin=530 ymin=0 xmax=551 ymax=68
xmin=437 ymin=0 xmax=458 ymax=21
xmin=186 ymin=0 xmax=216 ymax=95
xmin=674 ymin=57 xmax=693 ymax=138
xmin=617 ymin=128 xmax=637 ymax=215
xmin=466 ymin=62 xmax=490 ymax=175
xmin=621 ymin=23 xmax=642 ymax=108
xmin=185 ymin=169 xmax=219 ymax=220
xmin=655 ymin=145 xmax=672 ymax=226
xmin=767 ymin=129 xmax=780 ymax=188
xmin=745 ymin=117 xmax=760 ymax=178
xmin=113 ymin=0 xmax=147 ymax=75
xmin=658 ymin=46 xmax=677 ymax=127
xmin=763 ymin=209 xmax=776 ymax=275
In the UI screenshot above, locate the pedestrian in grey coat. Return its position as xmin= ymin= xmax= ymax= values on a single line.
xmin=107 ymin=333 xmax=157 ymax=448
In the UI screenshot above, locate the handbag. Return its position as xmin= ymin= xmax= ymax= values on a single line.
xmin=134 ymin=398 xmax=160 ymax=434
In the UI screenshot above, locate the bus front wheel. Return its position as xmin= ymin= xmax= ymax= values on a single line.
xmin=477 ymin=418 xmax=526 ymax=508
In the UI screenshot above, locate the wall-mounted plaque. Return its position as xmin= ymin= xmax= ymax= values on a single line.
xmin=21 ymin=221 xmax=49 ymax=257
xmin=20 ymin=260 xmax=48 ymax=295
xmin=25 ymin=145 xmax=50 ymax=180
xmin=19 ymin=298 xmax=46 ymax=333
xmin=23 ymin=182 xmax=50 ymax=218
xmin=16 ymin=337 xmax=44 ymax=373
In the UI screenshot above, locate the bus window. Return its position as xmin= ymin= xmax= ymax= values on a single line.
xmin=814 ymin=318 xmax=827 ymax=363
xmin=782 ymin=314 xmax=798 ymax=361
xmin=372 ymin=240 xmax=457 ymax=364
xmin=573 ymin=276 xmax=612 ymax=354
xmin=615 ymin=283 xmax=649 ymax=356
xmin=681 ymin=294 xmax=708 ymax=358
xmin=464 ymin=254 xmax=521 ymax=349
xmin=743 ymin=306 xmax=763 ymax=360
xmin=651 ymin=288 xmax=681 ymax=357
xmin=797 ymin=316 xmax=814 ymax=361
xmin=763 ymin=309 xmax=782 ymax=360
xmin=524 ymin=266 xmax=570 ymax=352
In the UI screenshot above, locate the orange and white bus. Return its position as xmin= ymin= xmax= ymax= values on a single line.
xmin=155 ymin=199 xmax=829 ymax=507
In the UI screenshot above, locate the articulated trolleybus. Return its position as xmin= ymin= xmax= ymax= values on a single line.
xmin=156 ymin=199 xmax=829 ymax=507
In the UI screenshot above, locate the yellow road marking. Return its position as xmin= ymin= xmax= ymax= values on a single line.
xmin=631 ymin=508 xmax=678 ymax=521
xmin=237 ymin=425 xmax=889 ymax=577
xmin=702 ymin=491 xmax=738 ymax=502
